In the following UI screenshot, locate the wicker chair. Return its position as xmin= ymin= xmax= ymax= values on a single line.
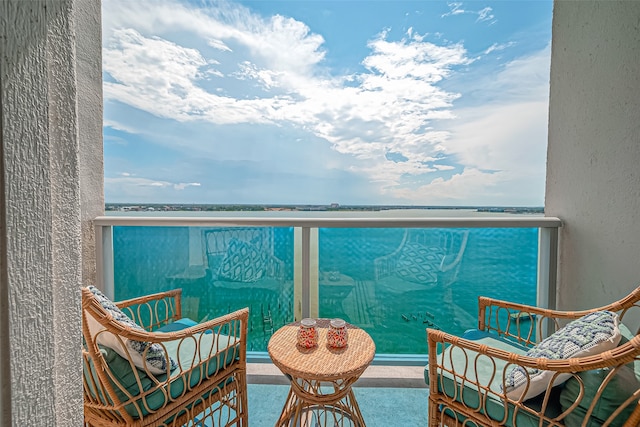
xmin=82 ymin=286 xmax=248 ymax=426
xmin=426 ymin=286 xmax=640 ymax=427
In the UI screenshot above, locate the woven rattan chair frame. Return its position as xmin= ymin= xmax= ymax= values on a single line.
xmin=427 ymin=285 xmax=640 ymax=427
xmin=82 ymin=287 xmax=248 ymax=426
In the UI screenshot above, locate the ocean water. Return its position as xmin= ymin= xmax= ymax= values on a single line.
xmin=110 ymin=210 xmax=539 ymax=354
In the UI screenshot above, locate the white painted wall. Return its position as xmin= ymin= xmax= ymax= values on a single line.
xmin=546 ymin=1 xmax=640 ymax=310
xmin=0 ymin=0 xmax=101 ymax=424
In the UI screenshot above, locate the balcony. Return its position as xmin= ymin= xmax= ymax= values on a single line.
xmin=94 ymin=213 xmax=561 ymax=364
xmin=89 ymin=212 xmax=560 ymax=424
xmin=4 ymin=0 xmax=639 ymax=424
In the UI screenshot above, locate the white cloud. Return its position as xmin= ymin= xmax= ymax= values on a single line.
xmin=442 ymin=2 xmax=497 ymax=25
xmin=104 ymin=176 xmax=201 ymax=202
xmin=371 ymin=46 xmax=551 ymax=205
xmin=102 ymin=0 xmax=550 ymax=206
xmin=175 ymin=182 xmax=201 ymax=190
xmin=102 ymin=8 xmax=471 ymax=174
xmin=104 ymin=118 xmax=140 ymax=135
xmin=393 ymin=168 xmax=504 ymax=202
xmin=207 ymin=38 xmax=232 ymax=52
xmin=362 ymin=30 xmax=471 ymax=82
xmin=106 ymin=176 xmax=201 ymax=191
xmin=476 ymin=7 xmax=495 ymax=24
xmin=484 ymin=41 xmax=516 ymax=55
xmin=441 ymin=2 xmax=465 ymax=18
xmin=449 ymin=101 xmax=549 ymax=171
xmin=103 ymin=0 xmax=327 ymax=76
xmin=104 ymin=28 xmax=282 ymax=125
xmin=481 ymin=46 xmax=551 ymax=101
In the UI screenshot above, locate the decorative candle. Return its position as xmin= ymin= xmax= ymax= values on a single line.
xmin=327 ymin=318 xmax=348 ymax=348
xmin=297 ymin=318 xmax=318 ymax=348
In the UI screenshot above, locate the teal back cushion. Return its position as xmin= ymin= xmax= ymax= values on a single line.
xmin=559 ymin=365 xmax=639 ymax=427
xmin=559 ymin=322 xmax=640 ymax=427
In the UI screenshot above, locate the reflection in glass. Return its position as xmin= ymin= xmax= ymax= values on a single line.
xmin=112 ymin=225 xmax=538 ymax=355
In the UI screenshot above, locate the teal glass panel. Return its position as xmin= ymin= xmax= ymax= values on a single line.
xmin=113 ymin=225 xmax=295 ymax=352
xmin=318 ymin=227 xmax=539 ymax=354
xmin=111 ymin=224 xmax=539 ymax=355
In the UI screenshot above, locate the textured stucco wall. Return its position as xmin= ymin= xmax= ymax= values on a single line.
xmin=546 ymin=1 xmax=640 ymax=309
xmin=0 ymin=0 xmax=95 ymax=424
xmin=76 ymin=0 xmax=104 ymax=285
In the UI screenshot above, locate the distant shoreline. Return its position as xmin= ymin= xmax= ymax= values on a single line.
xmin=105 ymin=203 xmax=544 ymax=215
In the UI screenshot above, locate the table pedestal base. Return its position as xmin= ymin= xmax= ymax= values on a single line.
xmin=276 ymin=387 xmax=366 ymax=427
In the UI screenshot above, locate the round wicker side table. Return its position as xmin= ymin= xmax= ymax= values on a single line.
xmin=268 ymin=319 xmax=376 ymax=427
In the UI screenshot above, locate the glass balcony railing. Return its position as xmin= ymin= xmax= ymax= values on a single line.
xmin=94 ymin=215 xmax=561 ymax=362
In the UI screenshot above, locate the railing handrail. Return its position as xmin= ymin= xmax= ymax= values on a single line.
xmin=94 ymin=215 xmax=562 ymax=228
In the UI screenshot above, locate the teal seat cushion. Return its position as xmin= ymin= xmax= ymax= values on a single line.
xmin=99 ymin=330 xmax=239 ymax=419
xmin=426 ymin=329 xmax=562 ymax=427
xmin=457 ymin=329 xmax=531 ymax=352
xmin=558 ymin=322 xmax=640 ymax=427
xmin=156 ymin=317 xmax=200 ymax=333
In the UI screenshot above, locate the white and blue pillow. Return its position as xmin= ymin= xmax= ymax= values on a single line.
xmin=503 ymin=310 xmax=621 ymax=401
xmin=86 ymin=286 xmax=177 ymax=375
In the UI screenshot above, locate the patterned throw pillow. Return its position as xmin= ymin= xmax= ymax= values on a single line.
xmin=86 ymin=286 xmax=177 ymax=375
xmin=217 ymin=238 xmax=268 ymax=282
xmin=394 ymin=242 xmax=445 ymax=284
xmin=503 ymin=310 xmax=621 ymax=401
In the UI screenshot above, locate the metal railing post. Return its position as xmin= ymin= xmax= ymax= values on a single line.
xmin=301 ymin=227 xmax=310 ymax=319
xmin=538 ymin=226 xmax=559 ymax=337
xmin=95 ymin=225 xmax=115 ymax=299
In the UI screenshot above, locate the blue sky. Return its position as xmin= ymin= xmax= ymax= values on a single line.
xmin=102 ymin=0 xmax=552 ymax=206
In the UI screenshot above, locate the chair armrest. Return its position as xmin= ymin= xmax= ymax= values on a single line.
xmin=478 ymin=287 xmax=640 ymax=345
xmin=116 ymin=289 xmax=183 ymax=331
xmin=107 ymin=307 xmax=248 ymax=345
xmin=428 ymin=328 xmax=640 ymax=373
xmin=478 ymin=297 xmax=578 ymax=346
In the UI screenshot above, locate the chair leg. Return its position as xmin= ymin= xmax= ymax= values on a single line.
xmin=236 ymin=369 xmax=249 ymax=426
xmin=428 ymin=396 xmax=441 ymax=427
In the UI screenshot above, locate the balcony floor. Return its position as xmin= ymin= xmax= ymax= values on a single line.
xmin=247 ymin=363 xmax=429 ymax=426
